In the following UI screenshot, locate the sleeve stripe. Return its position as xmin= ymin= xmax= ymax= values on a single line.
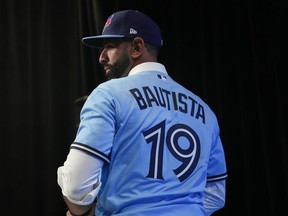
xmin=207 ymin=172 xmax=228 ymax=182
xmin=70 ymin=142 xmax=110 ymax=163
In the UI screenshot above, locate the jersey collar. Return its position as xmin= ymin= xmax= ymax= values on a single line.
xmin=128 ymin=62 xmax=168 ymax=76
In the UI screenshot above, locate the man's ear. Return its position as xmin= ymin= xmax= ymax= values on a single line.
xmin=131 ymin=37 xmax=144 ymax=59
xmin=132 ymin=37 xmax=144 ymax=52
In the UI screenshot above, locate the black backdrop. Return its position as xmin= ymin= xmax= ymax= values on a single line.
xmin=0 ymin=0 xmax=286 ymax=215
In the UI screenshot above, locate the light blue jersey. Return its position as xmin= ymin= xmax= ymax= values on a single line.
xmin=72 ymin=63 xmax=227 ymax=215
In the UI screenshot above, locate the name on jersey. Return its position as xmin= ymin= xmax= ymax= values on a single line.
xmin=129 ymin=86 xmax=205 ymax=124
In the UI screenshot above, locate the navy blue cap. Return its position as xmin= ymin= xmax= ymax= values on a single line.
xmin=82 ymin=10 xmax=163 ymax=48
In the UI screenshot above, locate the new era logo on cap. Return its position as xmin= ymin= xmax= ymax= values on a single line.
xmin=130 ymin=28 xmax=137 ymax=34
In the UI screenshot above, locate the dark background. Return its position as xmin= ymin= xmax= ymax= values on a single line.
xmin=0 ymin=0 xmax=286 ymax=215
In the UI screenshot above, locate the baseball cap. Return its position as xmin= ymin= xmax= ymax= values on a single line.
xmin=82 ymin=10 xmax=163 ymax=48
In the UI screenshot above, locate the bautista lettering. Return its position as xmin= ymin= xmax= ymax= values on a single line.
xmin=129 ymin=86 xmax=205 ymax=124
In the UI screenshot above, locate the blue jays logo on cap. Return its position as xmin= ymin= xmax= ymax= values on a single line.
xmin=82 ymin=10 xmax=163 ymax=48
xmin=103 ymin=14 xmax=114 ymax=30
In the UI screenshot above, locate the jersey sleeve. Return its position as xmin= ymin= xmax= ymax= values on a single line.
xmin=207 ymin=125 xmax=228 ymax=182
xmin=73 ymin=87 xmax=116 ymax=163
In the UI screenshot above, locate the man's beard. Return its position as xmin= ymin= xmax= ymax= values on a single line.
xmin=105 ymin=52 xmax=131 ymax=80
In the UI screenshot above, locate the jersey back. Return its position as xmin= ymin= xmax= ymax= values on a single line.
xmin=75 ymin=70 xmax=227 ymax=215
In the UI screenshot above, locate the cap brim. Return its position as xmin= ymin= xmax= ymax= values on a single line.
xmin=82 ymin=35 xmax=126 ymax=48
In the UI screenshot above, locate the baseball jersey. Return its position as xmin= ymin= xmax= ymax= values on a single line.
xmin=72 ymin=62 xmax=227 ymax=216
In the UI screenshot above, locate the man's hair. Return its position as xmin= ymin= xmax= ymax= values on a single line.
xmin=145 ymin=43 xmax=160 ymax=57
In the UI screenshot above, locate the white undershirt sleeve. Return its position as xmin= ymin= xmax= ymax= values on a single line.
xmin=57 ymin=148 xmax=104 ymax=205
xmin=203 ymin=180 xmax=226 ymax=215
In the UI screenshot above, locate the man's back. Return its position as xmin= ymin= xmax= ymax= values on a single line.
xmin=75 ymin=63 xmax=227 ymax=215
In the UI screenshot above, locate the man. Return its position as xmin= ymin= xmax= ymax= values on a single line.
xmin=57 ymin=10 xmax=228 ymax=216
